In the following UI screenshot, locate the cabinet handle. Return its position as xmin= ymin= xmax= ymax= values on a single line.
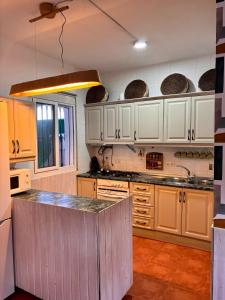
xmin=192 ymin=129 xmax=195 ymax=141
xmin=93 ymin=182 xmax=96 ymax=191
xmin=188 ymin=129 xmax=191 ymax=141
xmin=135 ymin=209 xmax=147 ymax=214
xmin=179 ymin=191 xmax=182 ymax=203
xmin=136 ymin=187 xmax=147 ymax=191
xmin=16 ymin=140 xmax=20 ymax=154
xmin=183 ymin=191 xmax=186 ymax=203
xmin=118 ymin=129 xmax=120 ymax=139
xmin=134 ymin=130 xmax=136 ymax=141
xmin=135 ymin=220 xmax=147 ymax=226
xmin=12 ymin=140 xmax=16 ymax=154
xmin=100 ymin=132 xmax=103 ymax=141
xmin=115 ymin=129 xmax=118 ymax=139
xmin=135 ymin=198 xmax=147 ymax=203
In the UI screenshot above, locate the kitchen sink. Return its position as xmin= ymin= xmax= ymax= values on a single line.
xmin=164 ymin=177 xmax=188 ymax=183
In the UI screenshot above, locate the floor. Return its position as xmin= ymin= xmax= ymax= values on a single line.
xmin=7 ymin=236 xmax=211 ymax=300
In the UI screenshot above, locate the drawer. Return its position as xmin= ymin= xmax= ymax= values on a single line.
xmin=133 ymin=194 xmax=154 ymax=206
xmin=130 ymin=182 xmax=154 ymax=194
xmin=133 ymin=216 xmax=154 ymax=230
xmin=133 ymin=205 xmax=154 ymax=218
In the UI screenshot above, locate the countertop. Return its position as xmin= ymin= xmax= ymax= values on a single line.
xmin=77 ymin=172 xmax=214 ymax=191
xmin=13 ymin=189 xmax=119 ymax=213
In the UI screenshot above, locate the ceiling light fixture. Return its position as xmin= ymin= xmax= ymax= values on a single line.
xmin=133 ymin=40 xmax=148 ymax=49
xmin=87 ymin=0 xmax=147 ymax=50
xmin=9 ymin=70 xmax=101 ymax=97
xmin=10 ymin=1 xmax=102 ymax=97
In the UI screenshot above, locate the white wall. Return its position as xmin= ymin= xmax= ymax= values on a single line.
xmin=101 ymin=55 xmax=215 ymax=101
xmin=0 ymin=35 xmax=90 ymax=194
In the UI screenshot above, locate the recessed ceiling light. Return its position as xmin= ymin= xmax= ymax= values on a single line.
xmin=133 ymin=40 xmax=148 ymax=49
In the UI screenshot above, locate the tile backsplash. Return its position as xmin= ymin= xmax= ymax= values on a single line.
xmin=90 ymin=145 xmax=214 ymax=178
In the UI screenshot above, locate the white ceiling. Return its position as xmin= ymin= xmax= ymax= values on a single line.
xmin=0 ymin=0 xmax=215 ymax=72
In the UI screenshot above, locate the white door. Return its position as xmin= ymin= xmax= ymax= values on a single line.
xmin=191 ymin=95 xmax=215 ymax=143
xmin=134 ymin=100 xmax=164 ymax=143
xmin=104 ymin=104 xmax=118 ymax=143
xmin=118 ymin=103 xmax=134 ymax=143
xmin=85 ymin=106 xmax=103 ymax=143
xmin=164 ymin=98 xmax=191 ymax=143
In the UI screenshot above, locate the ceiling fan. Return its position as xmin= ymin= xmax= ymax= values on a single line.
xmin=29 ymin=0 xmax=73 ymax=23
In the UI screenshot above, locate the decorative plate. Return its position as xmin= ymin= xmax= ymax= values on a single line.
xmin=198 ymin=69 xmax=215 ymax=91
xmin=86 ymin=85 xmax=109 ymax=104
xmin=161 ymin=73 xmax=189 ymax=95
xmin=124 ymin=79 xmax=149 ymax=99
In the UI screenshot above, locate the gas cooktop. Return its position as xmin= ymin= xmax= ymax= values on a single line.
xmin=96 ymin=170 xmax=140 ymax=178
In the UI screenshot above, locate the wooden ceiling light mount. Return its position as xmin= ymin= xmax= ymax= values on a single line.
xmin=29 ymin=1 xmax=71 ymax=23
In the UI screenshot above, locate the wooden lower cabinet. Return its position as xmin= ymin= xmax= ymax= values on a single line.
xmin=182 ymin=189 xmax=213 ymax=241
xmin=77 ymin=177 xmax=97 ymax=199
xmin=155 ymin=185 xmax=182 ymax=235
xmin=155 ymin=185 xmax=213 ymax=241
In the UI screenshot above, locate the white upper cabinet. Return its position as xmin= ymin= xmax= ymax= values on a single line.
xmin=134 ymin=100 xmax=164 ymax=143
xmin=85 ymin=93 xmax=214 ymax=145
xmin=191 ymin=95 xmax=215 ymax=143
xmin=104 ymin=104 xmax=118 ymax=143
xmin=85 ymin=105 xmax=103 ymax=144
xmin=164 ymin=98 xmax=191 ymax=143
xmin=118 ymin=103 xmax=134 ymax=143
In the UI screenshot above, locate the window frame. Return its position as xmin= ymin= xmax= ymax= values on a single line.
xmin=33 ymin=98 xmax=76 ymax=174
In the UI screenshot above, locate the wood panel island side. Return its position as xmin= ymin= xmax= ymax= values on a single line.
xmin=12 ymin=190 xmax=133 ymax=300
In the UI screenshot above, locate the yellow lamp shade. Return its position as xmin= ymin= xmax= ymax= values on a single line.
xmin=9 ymin=70 xmax=101 ymax=97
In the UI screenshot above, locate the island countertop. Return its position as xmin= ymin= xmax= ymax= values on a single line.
xmin=13 ymin=189 xmax=118 ymax=213
xmin=12 ymin=189 xmax=133 ymax=300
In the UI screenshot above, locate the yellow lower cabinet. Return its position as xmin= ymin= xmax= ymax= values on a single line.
xmin=155 ymin=185 xmax=182 ymax=235
xmin=181 ymin=189 xmax=213 ymax=241
xmin=77 ymin=177 xmax=97 ymax=199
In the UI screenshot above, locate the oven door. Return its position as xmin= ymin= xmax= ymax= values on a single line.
xmin=97 ymin=189 xmax=129 ymax=202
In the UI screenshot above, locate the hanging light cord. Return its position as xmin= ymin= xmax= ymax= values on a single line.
xmin=87 ymin=0 xmax=137 ymax=41
xmin=59 ymin=11 xmax=67 ymax=72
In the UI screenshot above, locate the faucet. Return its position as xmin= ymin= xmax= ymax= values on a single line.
xmin=176 ymin=165 xmax=192 ymax=178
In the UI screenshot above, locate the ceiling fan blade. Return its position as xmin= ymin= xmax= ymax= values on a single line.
xmin=29 ymin=5 xmax=69 ymax=23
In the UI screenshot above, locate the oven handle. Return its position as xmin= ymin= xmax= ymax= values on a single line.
xmin=97 ymin=193 xmax=127 ymax=199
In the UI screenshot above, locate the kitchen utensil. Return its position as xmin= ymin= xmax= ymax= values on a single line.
xmin=124 ymin=79 xmax=149 ymax=99
xmin=161 ymin=73 xmax=189 ymax=95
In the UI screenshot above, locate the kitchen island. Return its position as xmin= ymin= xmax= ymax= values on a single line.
xmin=12 ymin=190 xmax=133 ymax=300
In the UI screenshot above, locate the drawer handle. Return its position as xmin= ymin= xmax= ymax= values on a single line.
xmin=135 ymin=220 xmax=147 ymax=225
xmin=135 ymin=209 xmax=147 ymax=214
xmin=136 ymin=187 xmax=147 ymax=191
xmin=136 ymin=198 xmax=147 ymax=203
xmin=12 ymin=140 xmax=15 ymax=154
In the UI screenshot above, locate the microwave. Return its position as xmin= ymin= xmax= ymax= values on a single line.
xmin=10 ymin=169 xmax=31 ymax=195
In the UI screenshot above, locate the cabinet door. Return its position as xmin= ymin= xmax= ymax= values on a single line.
xmin=155 ymin=185 xmax=182 ymax=234
xmin=85 ymin=106 xmax=103 ymax=144
xmin=14 ymin=101 xmax=36 ymax=159
xmin=77 ymin=178 xmax=97 ymax=198
xmin=104 ymin=104 xmax=118 ymax=142
xmin=7 ymin=100 xmax=16 ymax=159
xmin=118 ymin=103 xmax=134 ymax=143
xmin=191 ymin=96 xmax=215 ymax=143
xmin=134 ymin=100 xmax=163 ymax=143
xmin=182 ymin=189 xmax=213 ymax=241
xmin=164 ymin=98 xmax=191 ymax=143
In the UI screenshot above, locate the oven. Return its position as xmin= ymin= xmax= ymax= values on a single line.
xmin=97 ymin=179 xmax=129 ymax=202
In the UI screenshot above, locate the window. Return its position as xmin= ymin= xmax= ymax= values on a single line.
xmin=35 ymin=100 xmax=75 ymax=172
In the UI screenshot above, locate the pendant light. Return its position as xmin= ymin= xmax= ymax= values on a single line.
xmin=9 ymin=1 xmax=101 ymax=97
